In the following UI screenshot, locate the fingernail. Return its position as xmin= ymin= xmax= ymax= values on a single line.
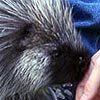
xmin=80 ymin=94 xmax=89 ymax=100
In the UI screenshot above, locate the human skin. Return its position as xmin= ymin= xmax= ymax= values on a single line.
xmin=76 ymin=50 xmax=100 ymax=100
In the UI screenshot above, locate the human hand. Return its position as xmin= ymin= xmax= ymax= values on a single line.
xmin=76 ymin=50 xmax=100 ymax=100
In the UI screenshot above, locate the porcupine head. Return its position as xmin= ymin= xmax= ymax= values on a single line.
xmin=0 ymin=0 xmax=90 ymax=99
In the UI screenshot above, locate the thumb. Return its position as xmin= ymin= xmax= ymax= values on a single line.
xmin=80 ymin=59 xmax=100 ymax=100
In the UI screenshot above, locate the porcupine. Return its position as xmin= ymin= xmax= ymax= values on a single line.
xmin=0 ymin=0 xmax=91 ymax=100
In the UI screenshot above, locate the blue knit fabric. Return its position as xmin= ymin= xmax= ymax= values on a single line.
xmin=70 ymin=0 xmax=100 ymax=55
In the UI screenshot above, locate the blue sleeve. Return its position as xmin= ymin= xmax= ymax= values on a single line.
xmin=69 ymin=0 xmax=100 ymax=55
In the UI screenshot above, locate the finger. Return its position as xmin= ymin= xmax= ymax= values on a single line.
xmin=76 ymin=68 xmax=91 ymax=100
xmin=80 ymin=59 xmax=100 ymax=100
xmin=88 ymin=93 xmax=100 ymax=100
xmin=86 ymin=50 xmax=100 ymax=78
xmin=76 ymin=51 xmax=100 ymax=100
xmin=76 ymin=83 xmax=84 ymax=100
xmin=91 ymin=50 xmax=100 ymax=64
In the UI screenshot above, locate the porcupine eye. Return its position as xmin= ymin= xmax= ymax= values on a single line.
xmin=76 ymin=55 xmax=90 ymax=80
xmin=53 ymin=49 xmax=62 ymax=58
xmin=78 ymin=56 xmax=89 ymax=67
xmin=51 ymin=45 xmax=65 ymax=60
xmin=79 ymin=56 xmax=83 ymax=64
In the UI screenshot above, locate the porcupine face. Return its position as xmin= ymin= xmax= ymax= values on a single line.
xmin=0 ymin=0 xmax=90 ymax=99
xmin=50 ymin=43 xmax=90 ymax=85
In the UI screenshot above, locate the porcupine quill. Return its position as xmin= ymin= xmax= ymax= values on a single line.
xmin=0 ymin=0 xmax=90 ymax=100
